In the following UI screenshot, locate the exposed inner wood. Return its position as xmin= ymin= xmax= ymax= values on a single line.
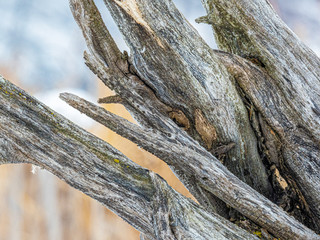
xmin=194 ymin=109 xmax=217 ymax=149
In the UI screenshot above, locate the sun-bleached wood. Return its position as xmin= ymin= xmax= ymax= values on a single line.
xmin=60 ymin=92 xmax=319 ymax=240
xmin=0 ymin=75 xmax=258 ymax=240
xmin=200 ymin=0 xmax=320 ymax=228
xmin=0 ymin=0 xmax=319 ymax=239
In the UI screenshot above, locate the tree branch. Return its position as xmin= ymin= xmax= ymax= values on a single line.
xmin=100 ymin=0 xmax=271 ymax=197
xmin=61 ymin=92 xmax=320 ymax=240
xmin=200 ymin=0 xmax=320 ymax=222
xmin=68 ymin=0 xmax=320 ymax=236
xmin=98 ymin=95 xmax=123 ymax=104
xmin=1 ymin=0 xmax=319 ymax=238
xmin=70 ymin=0 xmax=233 ymax=217
xmin=0 ymin=75 xmax=259 ymax=240
xmin=70 ymin=0 xmax=278 ymax=223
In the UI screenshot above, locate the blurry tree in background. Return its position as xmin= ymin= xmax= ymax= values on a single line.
xmin=0 ymin=0 xmax=320 ymax=240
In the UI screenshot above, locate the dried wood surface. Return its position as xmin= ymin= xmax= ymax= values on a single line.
xmin=200 ymin=0 xmax=320 ymax=219
xmin=0 ymin=0 xmax=319 ymax=239
xmin=0 ymin=75 xmax=256 ymax=240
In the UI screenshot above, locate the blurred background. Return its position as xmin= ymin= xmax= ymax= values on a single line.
xmin=0 ymin=0 xmax=319 ymax=239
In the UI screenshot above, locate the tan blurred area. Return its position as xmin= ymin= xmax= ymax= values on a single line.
xmin=0 ymin=74 xmax=194 ymax=240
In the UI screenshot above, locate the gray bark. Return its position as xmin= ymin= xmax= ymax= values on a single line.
xmin=0 ymin=0 xmax=319 ymax=239
xmin=0 ymin=75 xmax=256 ymax=240
xmin=200 ymin=0 xmax=320 ymax=229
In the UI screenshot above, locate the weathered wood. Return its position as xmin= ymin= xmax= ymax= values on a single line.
xmin=70 ymin=0 xmax=232 ymax=218
xmin=72 ymin=0 xmax=278 ymax=225
xmin=61 ymin=92 xmax=319 ymax=240
xmin=0 ymin=75 xmax=258 ymax=240
xmin=101 ymin=0 xmax=273 ymax=200
xmin=200 ymin=0 xmax=320 ymax=227
xmin=1 ymin=0 xmax=320 ymax=239
xmin=70 ymin=0 xmax=224 ymax=218
xmin=68 ymin=0 xmax=320 ymax=238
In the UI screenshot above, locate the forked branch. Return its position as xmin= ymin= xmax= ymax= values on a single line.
xmin=61 ymin=92 xmax=319 ymax=240
xmin=0 ymin=75 xmax=256 ymax=240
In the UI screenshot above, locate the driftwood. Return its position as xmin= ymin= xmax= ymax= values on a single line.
xmin=0 ymin=0 xmax=320 ymax=239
